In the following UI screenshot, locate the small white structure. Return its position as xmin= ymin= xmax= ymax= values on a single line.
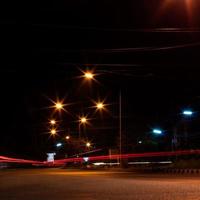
xmin=83 ymin=157 xmax=89 ymax=162
xmin=47 ymin=153 xmax=56 ymax=162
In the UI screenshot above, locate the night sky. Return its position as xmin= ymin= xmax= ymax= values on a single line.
xmin=1 ymin=1 xmax=200 ymax=159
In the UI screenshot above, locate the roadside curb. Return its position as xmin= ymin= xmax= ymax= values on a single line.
xmin=164 ymin=169 xmax=200 ymax=174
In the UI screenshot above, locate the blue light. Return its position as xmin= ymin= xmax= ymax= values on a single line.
xmin=153 ymin=129 xmax=162 ymax=135
xmin=56 ymin=143 xmax=62 ymax=147
xmin=183 ymin=110 xmax=193 ymax=116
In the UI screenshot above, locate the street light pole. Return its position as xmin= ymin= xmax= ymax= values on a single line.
xmin=79 ymin=123 xmax=81 ymax=140
xmin=182 ymin=109 xmax=193 ymax=149
xmin=81 ymin=69 xmax=123 ymax=166
xmin=79 ymin=117 xmax=88 ymax=140
xmin=119 ymin=89 xmax=122 ymax=167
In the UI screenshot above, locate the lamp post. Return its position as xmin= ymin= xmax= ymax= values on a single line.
xmin=82 ymin=70 xmax=123 ymax=167
xmin=79 ymin=116 xmax=88 ymax=140
xmin=119 ymin=90 xmax=122 ymax=167
xmin=182 ymin=109 xmax=193 ymax=148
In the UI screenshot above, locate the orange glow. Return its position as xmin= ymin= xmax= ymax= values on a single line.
xmin=86 ymin=142 xmax=91 ymax=147
xmin=185 ymin=0 xmax=194 ymax=18
xmin=78 ymin=68 xmax=99 ymax=88
xmin=49 ymin=97 xmax=72 ymax=114
xmin=50 ymin=120 xmax=56 ymax=125
xmin=84 ymin=71 xmax=94 ymax=80
xmin=96 ymin=102 xmax=104 ymax=110
xmin=66 ymin=135 xmax=70 ymax=140
xmin=50 ymin=129 xmax=56 ymax=135
xmin=158 ymin=0 xmax=195 ymax=21
xmin=55 ymin=102 xmax=63 ymax=110
xmin=92 ymin=98 xmax=109 ymax=114
xmin=80 ymin=117 xmax=87 ymax=124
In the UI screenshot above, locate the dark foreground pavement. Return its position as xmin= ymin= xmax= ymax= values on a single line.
xmin=0 ymin=168 xmax=200 ymax=200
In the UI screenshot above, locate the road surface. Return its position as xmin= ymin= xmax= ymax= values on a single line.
xmin=0 ymin=168 xmax=200 ymax=200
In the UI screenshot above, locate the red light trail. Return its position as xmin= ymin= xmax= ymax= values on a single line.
xmin=52 ymin=149 xmax=200 ymax=165
xmin=0 ymin=156 xmax=43 ymax=165
xmin=1 ymin=150 xmax=200 ymax=166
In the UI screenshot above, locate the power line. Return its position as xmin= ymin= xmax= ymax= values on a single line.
xmin=32 ymin=24 xmax=200 ymax=33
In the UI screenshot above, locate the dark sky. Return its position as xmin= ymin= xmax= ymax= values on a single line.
xmin=1 ymin=1 xmax=200 ymax=159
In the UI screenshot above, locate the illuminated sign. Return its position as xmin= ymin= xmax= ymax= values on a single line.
xmin=47 ymin=153 xmax=56 ymax=162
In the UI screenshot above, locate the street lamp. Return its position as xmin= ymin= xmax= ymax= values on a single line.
xmin=50 ymin=120 xmax=56 ymax=125
xmin=54 ymin=102 xmax=64 ymax=110
xmin=96 ymin=102 xmax=104 ymax=109
xmin=50 ymin=129 xmax=56 ymax=135
xmin=78 ymin=116 xmax=88 ymax=139
xmin=66 ymin=135 xmax=70 ymax=140
xmin=96 ymin=102 xmax=105 ymax=110
xmin=83 ymin=71 xmax=94 ymax=80
xmin=92 ymin=99 xmax=108 ymax=113
xmin=153 ymin=129 xmax=163 ymax=135
xmin=86 ymin=142 xmax=91 ymax=147
xmin=183 ymin=110 xmax=193 ymax=116
xmin=80 ymin=117 xmax=87 ymax=124
xmin=82 ymin=69 xmax=122 ymax=167
xmin=56 ymin=143 xmax=62 ymax=147
xmin=182 ymin=109 xmax=193 ymax=148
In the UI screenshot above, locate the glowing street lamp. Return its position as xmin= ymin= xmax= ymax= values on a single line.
xmin=86 ymin=142 xmax=91 ymax=147
xmin=84 ymin=71 xmax=94 ymax=80
xmin=80 ymin=117 xmax=87 ymax=124
xmin=96 ymin=102 xmax=105 ymax=110
xmin=50 ymin=120 xmax=56 ymax=125
xmin=78 ymin=116 xmax=89 ymax=139
xmin=50 ymin=129 xmax=56 ymax=135
xmin=183 ymin=110 xmax=193 ymax=116
xmin=55 ymin=102 xmax=63 ymax=110
xmin=66 ymin=135 xmax=70 ymax=140
xmin=56 ymin=143 xmax=62 ymax=147
xmin=153 ymin=129 xmax=163 ymax=135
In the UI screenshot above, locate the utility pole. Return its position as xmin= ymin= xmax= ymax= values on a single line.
xmin=119 ymin=90 xmax=122 ymax=167
xmin=78 ymin=123 xmax=81 ymax=140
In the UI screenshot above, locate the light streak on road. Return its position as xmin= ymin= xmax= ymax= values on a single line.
xmin=52 ymin=149 xmax=200 ymax=165
xmin=1 ymin=149 xmax=200 ymax=166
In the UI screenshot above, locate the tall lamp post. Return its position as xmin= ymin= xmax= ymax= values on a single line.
xmin=82 ymin=70 xmax=123 ymax=167
xmin=182 ymin=109 xmax=193 ymax=148
xmin=119 ymin=90 xmax=122 ymax=167
xmin=79 ymin=116 xmax=88 ymax=140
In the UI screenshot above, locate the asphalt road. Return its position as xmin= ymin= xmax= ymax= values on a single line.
xmin=0 ymin=168 xmax=200 ymax=200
